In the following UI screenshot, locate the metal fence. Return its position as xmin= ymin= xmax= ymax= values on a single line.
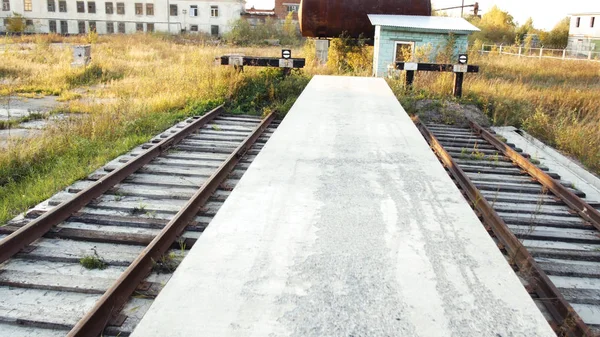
xmin=480 ymin=44 xmax=600 ymax=62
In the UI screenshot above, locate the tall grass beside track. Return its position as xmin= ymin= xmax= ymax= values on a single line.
xmin=390 ymin=54 xmax=600 ymax=175
xmin=0 ymin=34 xmax=308 ymax=224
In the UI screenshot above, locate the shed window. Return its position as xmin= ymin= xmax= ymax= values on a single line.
xmin=170 ymin=4 xmax=177 ymax=16
xmin=76 ymin=1 xmax=84 ymax=12
xmin=118 ymin=22 xmax=125 ymax=33
xmin=48 ymin=0 xmax=56 ymax=12
xmin=59 ymin=0 xmax=67 ymax=12
xmin=24 ymin=0 xmax=32 ymax=11
xmin=211 ymin=25 xmax=219 ymax=36
xmin=135 ymin=3 xmax=143 ymax=15
xmin=89 ymin=21 xmax=96 ymax=32
xmin=106 ymin=21 xmax=114 ymax=33
xmin=394 ymin=41 xmax=414 ymax=63
xmin=105 ymin=2 xmax=113 ymax=14
xmin=211 ymin=5 xmax=218 ymax=17
xmin=190 ymin=5 xmax=198 ymax=17
xmin=2 ymin=0 xmax=9 ymax=11
xmin=146 ymin=4 xmax=153 ymax=16
xmin=576 ymin=17 xmax=581 ymax=27
xmin=147 ymin=23 xmax=154 ymax=32
xmin=116 ymin=2 xmax=124 ymax=14
xmin=190 ymin=25 xmax=198 ymax=31
xmin=25 ymin=19 xmax=33 ymax=26
xmin=88 ymin=1 xmax=95 ymax=13
xmin=136 ymin=23 xmax=143 ymax=31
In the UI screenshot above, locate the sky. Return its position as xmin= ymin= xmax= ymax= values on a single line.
xmin=245 ymin=0 xmax=598 ymax=31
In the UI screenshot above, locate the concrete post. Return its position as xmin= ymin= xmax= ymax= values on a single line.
xmin=71 ymin=45 xmax=91 ymax=67
xmin=562 ymin=49 xmax=566 ymax=59
xmin=499 ymin=45 xmax=503 ymax=55
xmin=539 ymin=48 xmax=543 ymax=59
xmin=518 ymin=46 xmax=522 ymax=57
xmin=481 ymin=43 xmax=484 ymax=55
xmin=315 ymin=39 xmax=329 ymax=65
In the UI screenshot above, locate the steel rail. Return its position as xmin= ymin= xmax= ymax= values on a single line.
xmin=66 ymin=112 xmax=275 ymax=337
xmin=413 ymin=117 xmax=591 ymax=337
xmin=0 ymin=105 xmax=224 ymax=264
xmin=469 ymin=120 xmax=600 ymax=232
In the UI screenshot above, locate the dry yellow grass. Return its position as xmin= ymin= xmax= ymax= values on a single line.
xmin=391 ymin=53 xmax=600 ymax=173
xmin=0 ymin=33 xmax=302 ymax=223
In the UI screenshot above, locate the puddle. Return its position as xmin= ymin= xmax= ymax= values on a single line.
xmin=0 ymin=96 xmax=61 ymax=121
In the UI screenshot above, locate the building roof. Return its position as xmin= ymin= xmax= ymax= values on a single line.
xmin=368 ymin=15 xmax=480 ymax=33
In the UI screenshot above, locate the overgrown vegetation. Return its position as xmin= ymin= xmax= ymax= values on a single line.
xmin=80 ymin=249 xmax=107 ymax=270
xmin=0 ymin=34 xmax=307 ymax=224
xmin=225 ymin=13 xmax=302 ymax=46
xmin=390 ymin=52 xmax=600 ymax=174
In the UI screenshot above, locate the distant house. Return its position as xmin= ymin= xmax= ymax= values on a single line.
xmin=241 ymin=6 xmax=276 ymax=26
xmin=274 ymin=0 xmax=299 ymax=21
xmin=567 ymin=12 xmax=600 ymax=55
xmin=0 ymin=0 xmax=245 ymax=36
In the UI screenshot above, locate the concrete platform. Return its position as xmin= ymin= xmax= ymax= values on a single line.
xmin=131 ymin=76 xmax=555 ymax=337
xmin=493 ymin=126 xmax=600 ymax=202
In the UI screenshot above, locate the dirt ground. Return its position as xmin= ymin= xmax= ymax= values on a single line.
xmin=413 ymin=99 xmax=491 ymax=127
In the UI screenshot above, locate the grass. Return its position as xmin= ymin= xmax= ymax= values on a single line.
xmin=80 ymin=250 xmax=107 ymax=270
xmin=390 ymin=53 xmax=600 ymax=175
xmin=0 ymin=34 xmax=308 ymax=224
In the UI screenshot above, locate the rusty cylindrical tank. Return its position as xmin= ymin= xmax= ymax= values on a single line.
xmin=300 ymin=0 xmax=432 ymax=38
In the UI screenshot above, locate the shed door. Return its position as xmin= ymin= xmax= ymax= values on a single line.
xmin=394 ymin=41 xmax=415 ymax=62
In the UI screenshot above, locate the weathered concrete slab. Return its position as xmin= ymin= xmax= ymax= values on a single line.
xmin=493 ymin=126 xmax=600 ymax=202
xmin=132 ymin=76 xmax=555 ymax=337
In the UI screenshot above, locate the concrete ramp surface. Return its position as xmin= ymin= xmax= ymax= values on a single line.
xmin=131 ymin=76 xmax=555 ymax=337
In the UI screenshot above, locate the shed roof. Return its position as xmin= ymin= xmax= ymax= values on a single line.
xmin=368 ymin=15 xmax=480 ymax=33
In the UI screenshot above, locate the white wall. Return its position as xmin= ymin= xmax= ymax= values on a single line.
xmin=569 ymin=14 xmax=600 ymax=38
xmin=0 ymin=0 xmax=244 ymax=35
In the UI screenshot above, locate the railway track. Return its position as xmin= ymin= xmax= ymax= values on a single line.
xmin=0 ymin=106 xmax=278 ymax=337
xmin=415 ymin=118 xmax=600 ymax=337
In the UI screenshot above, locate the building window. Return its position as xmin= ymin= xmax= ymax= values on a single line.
xmin=49 ymin=20 xmax=57 ymax=32
xmin=48 ymin=0 xmax=56 ymax=12
xmin=286 ymin=4 xmax=299 ymax=13
xmin=136 ymin=22 xmax=143 ymax=32
xmin=394 ymin=41 xmax=414 ymax=62
xmin=170 ymin=4 xmax=177 ymax=16
xmin=576 ymin=17 xmax=581 ymax=27
xmin=190 ymin=24 xmax=198 ymax=32
xmin=89 ymin=21 xmax=96 ymax=32
xmin=2 ymin=0 xmax=9 ymax=11
xmin=146 ymin=3 xmax=153 ymax=16
xmin=106 ymin=21 xmax=114 ymax=33
xmin=211 ymin=25 xmax=219 ymax=36
xmin=24 ymin=0 xmax=32 ymax=11
xmin=87 ymin=1 xmax=95 ymax=13
xmin=60 ymin=20 xmax=68 ymax=33
xmin=25 ymin=19 xmax=33 ymax=26
xmin=592 ymin=17 xmax=596 ymax=28
xmin=76 ymin=1 xmax=84 ymax=13
xmin=190 ymin=5 xmax=198 ymax=17
xmin=147 ymin=23 xmax=154 ymax=32
xmin=78 ymin=20 xmax=85 ymax=33
xmin=135 ymin=3 xmax=142 ymax=15
xmin=105 ymin=2 xmax=112 ymax=14
xmin=59 ymin=0 xmax=67 ymax=12
xmin=118 ymin=21 xmax=125 ymax=33
xmin=211 ymin=5 xmax=218 ymax=17
xmin=116 ymin=2 xmax=124 ymax=14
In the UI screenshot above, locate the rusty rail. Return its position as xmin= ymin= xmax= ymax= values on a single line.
xmin=470 ymin=120 xmax=600 ymax=232
xmin=0 ymin=106 xmax=224 ymax=264
xmin=413 ymin=117 xmax=591 ymax=337
xmin=66 ymin=112 xmax=275 ymax=337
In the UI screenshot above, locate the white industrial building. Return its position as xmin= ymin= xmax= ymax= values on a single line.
xmin=567 ymin=12 xmax=600 ymax=55
xmin=0 ymin=0 xmax=245 ymax=35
